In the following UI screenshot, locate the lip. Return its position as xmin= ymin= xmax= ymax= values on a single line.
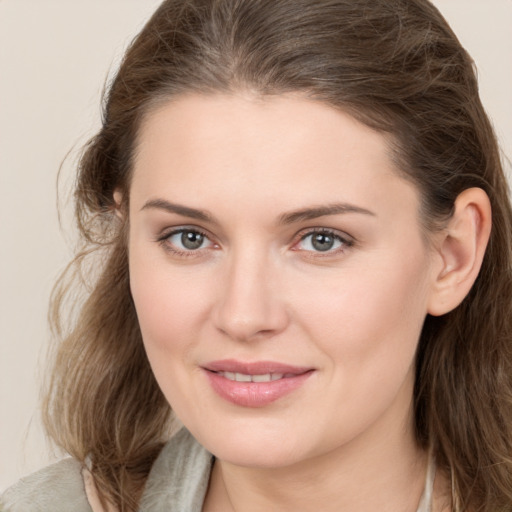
xmin=204 ymin=359 xmax=312 ymax=375
xmin=202 ymin=359 xmax=314 ymax=408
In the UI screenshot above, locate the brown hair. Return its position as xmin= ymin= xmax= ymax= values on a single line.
xmin=44 ymin=0 xmax=512 ymax=510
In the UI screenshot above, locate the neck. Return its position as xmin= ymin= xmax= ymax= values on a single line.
xmin=204 ymin=398 xmax=428 ymax=512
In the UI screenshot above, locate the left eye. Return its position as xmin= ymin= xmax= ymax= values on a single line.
xmin=167 ymin=229 xmax=213 ymax=251
xmin=297 ymin=231 xmax=347 ymax=252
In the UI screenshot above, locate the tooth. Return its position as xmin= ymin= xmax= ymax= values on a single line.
xmin=219 ymin=372 xmax=286 ymax=382
xmin=252 ymin=374 xmax=272 ymax=382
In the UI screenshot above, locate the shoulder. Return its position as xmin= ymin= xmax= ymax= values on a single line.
xmin=139 ymin=427 xmax=213 ymax=512
xmin=1 ymin=458 xmax=92 ymax=512
xmin=0 ymin=430 xmax=211 ymax=512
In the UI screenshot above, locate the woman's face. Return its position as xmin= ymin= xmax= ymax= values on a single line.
xmin=128 ymin=93 xmax=439 ymax=468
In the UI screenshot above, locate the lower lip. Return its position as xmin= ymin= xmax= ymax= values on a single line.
xmin=204 ymin=370 xmax=313 ymax=408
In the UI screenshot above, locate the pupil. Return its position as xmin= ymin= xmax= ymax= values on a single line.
xmin=312 ymin=233 xmax=334 ymax=252
xmin=181 ymin=231 xmax=204 ymax=250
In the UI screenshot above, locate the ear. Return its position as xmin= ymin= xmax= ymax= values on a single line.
xmin=427 ymin=187 xmax=492 ymax=316
xmin=113 ymin=189 xmax=124 ymax=219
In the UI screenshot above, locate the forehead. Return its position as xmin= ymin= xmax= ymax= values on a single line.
xmin=131 ymin=93 xmax=420 ymax=224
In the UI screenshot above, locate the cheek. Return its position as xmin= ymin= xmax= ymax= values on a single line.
xmin=129 ymin=254 xmax=212 ymax=416
xmin=293 ymin=250 xmax=431 ymax=379
xmin=128 ymin=247 xmax=208 ymax=359
xmin=287 ymin=253 xmax=431 ymax=441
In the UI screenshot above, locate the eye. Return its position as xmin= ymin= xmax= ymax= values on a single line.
xmin=172 ymin=230 xmax=208 ymax=250
xmin=295 ymin=229 xmax=353 ymax=254
xmin=159 ymin=228 xmax=215 ymax=254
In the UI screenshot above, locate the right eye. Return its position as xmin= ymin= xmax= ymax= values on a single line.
xmin=159 ymin=228 xmax=215 ymax=255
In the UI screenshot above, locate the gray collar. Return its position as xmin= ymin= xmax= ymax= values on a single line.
xmin=139 ymin=428 xmax=212 ymax=512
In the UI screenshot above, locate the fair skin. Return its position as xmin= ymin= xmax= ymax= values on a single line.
xmin=123 ymin=93 xmax=490 ymax=512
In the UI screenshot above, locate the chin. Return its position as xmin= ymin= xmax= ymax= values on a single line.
xmin=214 ymin=444 xmax=304 ymax=469
xmin=190 ymin=421 xmax=311 ymax=469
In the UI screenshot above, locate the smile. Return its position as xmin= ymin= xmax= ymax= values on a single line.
xmin=202 ymin=360 xmax=314 ymax=408
xmin=216 ymin=372 xmax=285 ymax=382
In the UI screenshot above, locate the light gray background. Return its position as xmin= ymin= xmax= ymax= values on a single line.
xmin=1 ymin=0 xmax=511 ymax=491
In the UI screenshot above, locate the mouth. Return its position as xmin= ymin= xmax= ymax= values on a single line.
xmin=213 ymin=371 xmax=289 ymax=382
xmin=202 ymin=360 xmax=314 ymax=408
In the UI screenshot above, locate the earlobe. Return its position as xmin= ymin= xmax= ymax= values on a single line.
xmin=427 ymin=187 xmax=492 ymax=316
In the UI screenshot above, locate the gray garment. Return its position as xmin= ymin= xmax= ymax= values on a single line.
xmin=0 ymin=458 xmax=92 ymax=512
xmin=139 ymin=428 xmax=212 ymax=511
xmin=0 ymin=428 xmax=212 ymax=512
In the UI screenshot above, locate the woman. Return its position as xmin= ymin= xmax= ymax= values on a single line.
xmin=2 ymin=0 xmax=511 ymax=510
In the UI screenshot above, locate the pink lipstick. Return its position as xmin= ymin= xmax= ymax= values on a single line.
xmin=202 ymin=360 xmax=314 ymax=408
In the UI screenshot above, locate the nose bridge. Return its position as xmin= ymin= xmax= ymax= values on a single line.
xmin=213 ymin=243 xmax=288 ymax=341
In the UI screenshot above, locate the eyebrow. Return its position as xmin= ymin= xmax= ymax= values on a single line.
xmin=278 ymin=203 xmax=376 ymax=225
xmin=141 ymin=199 xmax=376 ymax=225
xmin=141 ymin=199 xmax=214 ymax=223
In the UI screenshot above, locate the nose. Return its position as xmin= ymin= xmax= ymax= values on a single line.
xmin=212 ymin=248 xmax=289 ymax=342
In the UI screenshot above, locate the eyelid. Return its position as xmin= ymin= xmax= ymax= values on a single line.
xmin=156 ymin=225 xmax=218 ymax=257
xmin=154 ymin=225 xmax=354 ymax=258
xmin=156 ymin=225 xmax=210 ymax=241
xmin=291 ymin=227 xmax=355 ymax=254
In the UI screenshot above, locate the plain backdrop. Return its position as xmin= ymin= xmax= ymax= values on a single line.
xmin=1 ymin=0 xmax=511 ymax=491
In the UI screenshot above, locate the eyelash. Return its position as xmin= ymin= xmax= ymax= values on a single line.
xmin=293 ymin=228 xmax=354 ymax=257
xmin=156 ymin=227 xmax=214 ymax=258
xmin=156 ymin=226 xmax=354 ymax=258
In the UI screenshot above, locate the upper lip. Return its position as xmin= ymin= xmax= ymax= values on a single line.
xmin=203 ymin=359 xmax=313 ymax=375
